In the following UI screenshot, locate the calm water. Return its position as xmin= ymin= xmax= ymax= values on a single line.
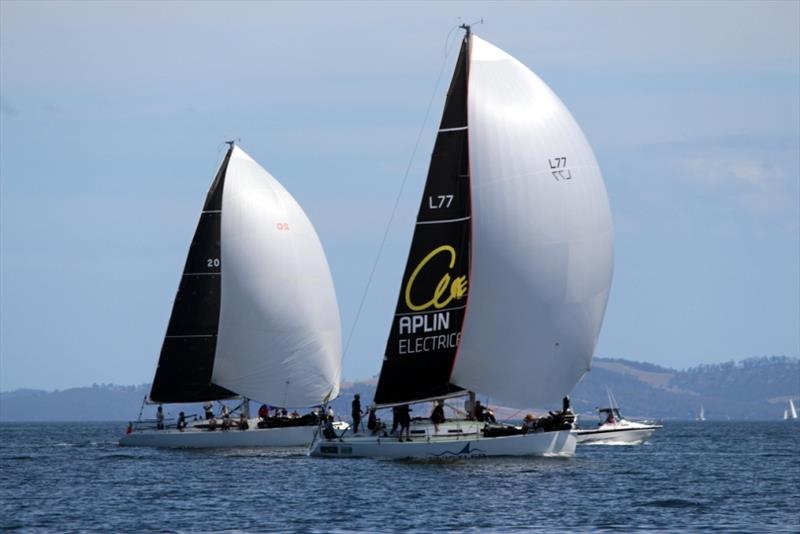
xmin=1 ymin=421 xmax=798 ymax=533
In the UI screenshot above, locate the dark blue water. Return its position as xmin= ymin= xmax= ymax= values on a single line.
xmin=1 ymin=422 xmax=798 ymax=533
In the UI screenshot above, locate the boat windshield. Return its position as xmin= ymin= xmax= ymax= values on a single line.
xmin=598 ymin=407 xmax=623 ymax=424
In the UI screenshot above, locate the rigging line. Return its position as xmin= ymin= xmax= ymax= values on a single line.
xmin=501 ymin=408 xmax=524 ymax=425
xmin=136 ymin=396 xmax=147 ymax=424
xmin=341 ymin=31 xmax=460 ymax=362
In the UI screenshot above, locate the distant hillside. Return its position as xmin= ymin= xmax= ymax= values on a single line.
xmin=1 ymin=356 xmax=797 ymax=422
xmin=572 ymin=356 xmax=799 ymax=421
xmin=0 ymin=384 xmax=150 ymax=422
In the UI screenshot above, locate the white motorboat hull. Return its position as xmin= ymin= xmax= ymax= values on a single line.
xmin=119 ymin=419 xmax=348 ymax=448
xmin=309 ymin=420 xmax=575 ymax=459
xmin=575 ymin=423 xmax=661 ymax=445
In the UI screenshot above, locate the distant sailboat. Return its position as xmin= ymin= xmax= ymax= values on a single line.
xmin=785 ymin=399 xmax=797 ymax=421
xmin=120 ymin=143 xmax=344 ymax=448
xmin=697 ymin=405 xmax=706 ymax=421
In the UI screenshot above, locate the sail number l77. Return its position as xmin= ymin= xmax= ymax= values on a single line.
xmin=428 ymin=195 xmax=454 ymax=209
xmin=549 ymin=156 xmax=572 ymax=181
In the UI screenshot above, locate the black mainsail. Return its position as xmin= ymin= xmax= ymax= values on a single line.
xmin=149 ymin=146 xmax=236 ymax=403
xmin=374 ymin=37 xmax=472 ymax=406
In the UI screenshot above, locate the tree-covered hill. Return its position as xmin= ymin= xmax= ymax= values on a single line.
xmin=1 ymin=356 xmax=797 ymax=422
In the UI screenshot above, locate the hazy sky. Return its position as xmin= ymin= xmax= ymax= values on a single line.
xmin=1 ymin=1 xmax=798 ymax=391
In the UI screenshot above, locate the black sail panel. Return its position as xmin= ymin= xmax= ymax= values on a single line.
xmin=374 ymin=39 xmax=471 ymax=406
xmin=149 ymin=147 xmax=236 ymax=403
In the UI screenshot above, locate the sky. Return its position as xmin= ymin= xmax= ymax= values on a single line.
xmin=1 ymin=1 xmax=798 ymax=392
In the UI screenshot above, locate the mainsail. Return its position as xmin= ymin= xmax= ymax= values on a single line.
xmin=374 ymin=39 xmax=472 ymax=406
xmin=374 ymin=33 xmax=613 ymax=409
xmin=149 ymin=147 xmax=236 ymax=403
xmin=150 ymin=146 xmax=342 ymax=407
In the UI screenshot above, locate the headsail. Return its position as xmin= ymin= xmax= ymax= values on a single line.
xmin=212 ymin=147 xmax=342 ymax=408
xmin=374 ymin=38 xmax=472 ymax=406
xmin=149 ymin=146 xmax=237 ymax=403
xmin=451 ymin=35 xmax=614 ymax=408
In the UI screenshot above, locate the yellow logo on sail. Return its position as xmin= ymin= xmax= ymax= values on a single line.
xmin=405 ymin=245 xmax=468 ymax=312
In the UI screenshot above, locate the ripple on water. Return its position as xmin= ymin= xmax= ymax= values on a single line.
xmin=1 ymin=421 xmax=799 ymax=532
xmin=642 ymin=497 xmax=706 ymax=509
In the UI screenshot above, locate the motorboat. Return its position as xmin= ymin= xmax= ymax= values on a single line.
xmin=575 ymin=407 xmax=662 ymax=445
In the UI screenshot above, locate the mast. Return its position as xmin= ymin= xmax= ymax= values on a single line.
xmin=373 ymin=30 xmax=473 ymax=407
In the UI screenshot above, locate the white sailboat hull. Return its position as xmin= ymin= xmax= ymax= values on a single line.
xmin=575 ymin=421 xmax=661 ymax=445
xmin=309 ymin=420 xmax=575 ymax=459
xmin=119 ymin=419 xmax=349 ymax=449
xmin=119 ymin=423 xmax=315 ymax=449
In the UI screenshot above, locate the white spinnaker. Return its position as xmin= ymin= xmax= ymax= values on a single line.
xmin=212 ymin=146 xmax=341 ymax=407
xmin=451 ymin=36 xmax=614 ymax=409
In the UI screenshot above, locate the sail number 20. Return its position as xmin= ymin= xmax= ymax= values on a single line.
xmin=206 ymin=258 xmax=220 ymax=268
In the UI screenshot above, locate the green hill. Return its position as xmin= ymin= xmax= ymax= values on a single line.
xmin=1 ymin=356 xmax=797 ymax=422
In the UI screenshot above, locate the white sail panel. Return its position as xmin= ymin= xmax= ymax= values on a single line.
xmin=212 ymin=147 xmax=341 ymax=407
xmin=451 ymin=36 xmax=614 ymax=408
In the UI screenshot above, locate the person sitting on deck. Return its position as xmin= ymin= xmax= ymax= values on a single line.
xmin=367 ymin=405 xmax=385 ymax=435
xmin=522 ymin=413 xmax=537 ymax=432
xmin=239 ymin=413 xmax=249 ymax=430
xmin=322 ymin=417 xmax=337 ymax=440
xmin=431 ymin=400 xmax=446 ymax=432
xmin=177 ymin=412 xmax=187 ymax=432
xmin=258 ymin=404 xmax=269 ymax=421
xmin=221 ymin=406 xmax=231 ymax=430
xmin=474 ymin=401 xmax=486 ymax=422
xmin=484 ymin=406 xmax=497 ymax=423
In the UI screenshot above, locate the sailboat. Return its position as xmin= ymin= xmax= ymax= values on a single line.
xmin=310 ymin=27 xmax=613 ymax=459
xmin=120 ymin=143 xmax=344 ymax=448
xmin=785 ymin=399 xmax=797 ymax=420
xmin=697 ymin=405 xmax=706 ymax=421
